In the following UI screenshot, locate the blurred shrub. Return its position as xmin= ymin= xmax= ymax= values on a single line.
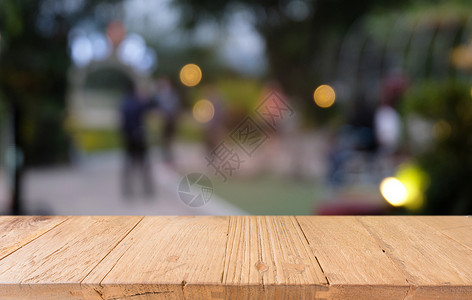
xmin=402 ymin=80 xmax=472 ymax=213
xmin=186 ymin=77 xmax=263 ymax=131
xmin=188 ymin=78 xmax=262 ymax=111
xmin=75 ymin=129 xmax=120 ymax=153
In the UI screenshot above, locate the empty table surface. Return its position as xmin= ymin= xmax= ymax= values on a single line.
xmin=0 ymin=216 xmax=471 ymax=299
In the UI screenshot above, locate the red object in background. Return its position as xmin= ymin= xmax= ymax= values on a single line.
xmin=317 ymin=202 xmax=388 ymax=215
xmin=106 ymin=21 xmax=126 ymax=49
xmin=316 ymin=193 xmax=390 ymax=215
xmin=381 ymin=73 xmax=409 ymax=108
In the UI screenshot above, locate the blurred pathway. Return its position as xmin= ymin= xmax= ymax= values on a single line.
xmin=23 ymin=149 xmax=246 ymax=215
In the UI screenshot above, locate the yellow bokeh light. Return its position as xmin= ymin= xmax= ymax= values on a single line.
xmin=395 ymin=163 xmax=428 ymax=211
xmin=180 ymin=64 xmax=202 ymax=87
xmin=380 ymin=177 xmax=408 ymax=207
xmin=313 ymin=84 xmax=335 ymax=108
xmin=193 ymin=99 xmax=214 ymax=123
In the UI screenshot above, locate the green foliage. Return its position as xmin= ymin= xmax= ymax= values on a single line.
xmin=0 ymin=0 xmax=24 ymax=37
xmin=188 ymin=78 xmax=263 ymax=112
xmin=402 ymin=80 xmax=472 ymax=213
xmin=402 ymin=80 xmax=472 ymax=120
xmin=0 ymin=0 xmax=121 ymax=165
xmin=217 ymin=78 xmax=263 ymax=111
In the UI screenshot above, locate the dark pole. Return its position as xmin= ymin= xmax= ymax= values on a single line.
xmin=9 ymin=98 xmax=23 ymax=215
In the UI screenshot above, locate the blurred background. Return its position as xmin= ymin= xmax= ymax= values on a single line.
xmin=1 ymin=0 xmax=472 ymax=215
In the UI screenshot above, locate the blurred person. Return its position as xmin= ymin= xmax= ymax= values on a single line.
xmin=120 ymin=81 xmax=155 ymax=198
xmin=374 ymin=70 xmax=408 ymax=154
xmin=374 ymin=99 xmax=401 ymax=154
xmin=327 ymin=93 xmax=377 ymax=185
xmin=153 ymin=78 xmax=180 ymax=167
xmin=257 ymin=81 xmax=291 ymax=175
xmin=372 ymin=70 xmax=408 ymax=177
xmin=348 ymin=95 xmax=378 ymax=153
xmin=202 ymin=86 xmax=226 ymax=154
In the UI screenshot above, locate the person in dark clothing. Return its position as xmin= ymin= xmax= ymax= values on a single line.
xmin=153 ymin=78 xmax=180 ymax=166
xmin=120 ymin=82 xmax=156 ymax=198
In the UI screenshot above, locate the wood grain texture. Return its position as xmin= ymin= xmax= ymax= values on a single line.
xmin=222 ymin=216 xmax=328 ymax=299
xmin=0 ymin=216 xmax=142 ymax=299
xmin=0 ymin=216 xmax=471 ymax=299
xmin=296 ymin=216 xmax=409 ymax=299
xmin=83 ymin=216 xmax=229 ymax=299
xmin=0 ymin=216 xmax=68 ymax=260
xmin=358 ymin=216 xmax=472 ymax=299
xmin=416 ymin=216 xmax=472 ymax=250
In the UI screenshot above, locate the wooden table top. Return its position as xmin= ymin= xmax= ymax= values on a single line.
xmin=0 ymin=216 xmax=471 ymax=299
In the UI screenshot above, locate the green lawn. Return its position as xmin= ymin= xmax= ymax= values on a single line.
xmin=212 ymin=175 xmax=322 ymax=215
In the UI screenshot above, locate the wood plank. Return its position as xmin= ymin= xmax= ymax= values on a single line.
xmin=0 ymin=216 xmax=68 ymax=260
xmin=223 ymin=216 xmax=328 ymax=299
xmin=83 ymin=216 xmax=229 ymax=300
xmin=0 ymin=216 xmax=471 ymax=299
xmin=0 ymin=216 xmax=142 ymax=299
xmin=296 ymin=216 xmax=409 ymax=299
xmin=416 ymin=216 xmax=472 ymax=250
xmin=358 ymin=216 xmax=472 ymax=299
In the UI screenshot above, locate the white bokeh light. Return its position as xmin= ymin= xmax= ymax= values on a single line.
xmin=89 ymin=33 xmax=111 ymax=61
xmin=117 ymin=34 xmax=157 ymax=74
xmin=71 ymin=35 xmax=93 ymax=67
xmin=117 ymin=33 xmax=146 ymax=67
xmin=134 ymin=47 xmax=158 ymax=74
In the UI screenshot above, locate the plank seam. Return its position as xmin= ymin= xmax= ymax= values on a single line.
xmin=0 ymin=216 xmax=70 ymax=262
xmin=403 ymin=278 xmax=418 ymax=300
xmin=181 ymin=279 xmax=188 ymax=300
xmin=79 ymin=216 xmax=145 ymax=285
xmin=237 ymin=216 xmax=245 ymax=286
xmin=355 ymin=217 xmax=414 ymax=287
xmin=220 ymin=216 xmax=231 ymax=284
xmin=257 ymin=217 xmax=266 ymax=290
xmin=269 ymin=216 xmax=283 ymax=285
xmin=289 ymin=216 xmax=328 ymax=286
xmin=415 ymin=217 xmax=472 ymax=252
xmin=293 ymin=216 xmax=330 ymax=286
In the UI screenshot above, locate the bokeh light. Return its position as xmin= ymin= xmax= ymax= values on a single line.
xmin=395 ymin=163 xmax=429 ymax=210
xmin=89 ymin=33 xmax=111 ymax=61
xmin=193 ymin=99 xmax=214 ymax=123
xmin=313 ymin=84 xmax=335 ymax=108
xmin=115 ymin=33 xmax=157 ymax=74
xmin=380 ymin=177 xmax=408 ymax=207
xmin=71 ymin=35 xmax=93 ymax=66
xmin=180 ymin=64 xmax=202 ymax=87
xmin=380 ymin=164 xmax=429 ymax=210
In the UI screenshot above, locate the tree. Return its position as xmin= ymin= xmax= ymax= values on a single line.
xmin=175 ymin=0 xmax=408 ymax=114
xmin=402 ymin=80 xmax=472 ymax=214
xmin=0 ymin=0 xmax=121 ymax=213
